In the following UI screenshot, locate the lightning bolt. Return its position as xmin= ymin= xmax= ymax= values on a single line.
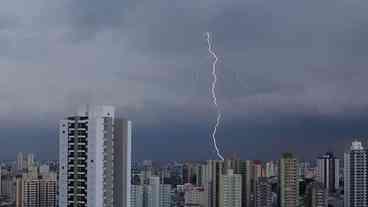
xmin=206 ymin=32 xmax=224 ymax=161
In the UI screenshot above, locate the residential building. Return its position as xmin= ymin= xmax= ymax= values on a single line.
xmin=219 ymin=169 xmax=242 ymax=207
xmin=344 ymin=141 xmax=368 ymax=207
xmin=159 ymin=184 xmax=171 ymax=207
xmin=58 ymin=105 xmax=132 ymax=207
xmin=131 ymin=185 xmax=144 ymax=207
xmin=279 ymin=153 xmax=298 ymax=207
xmin=305 ymin=182 xmax=327 ymax=207
xmin=203 ymin=160 xmax=224 ymax=207
xmin=316 ymin=152 xmax=339 ymax=193
xmin=16 ymin=173 xmax=57 ymax=207
xmin=255 ymin=177 xmax=272 ymax=207
xmin=184 ymin=184 xmax=206 ymax=207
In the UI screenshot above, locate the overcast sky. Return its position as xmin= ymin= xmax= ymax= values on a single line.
xmin=1 ymin=0 xmax=368 ymax=161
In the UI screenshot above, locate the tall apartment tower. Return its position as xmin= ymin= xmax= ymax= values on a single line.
xmin=279 ymin=153 xmax=298 ymax=207
xmin=1 ymin=170 xmax=16 ymax=202
xmin=59 ymin=105 xmax=132 ymax=207
xmin=143 ymin=176 xmax=172 ymax=207
xmin=304 ymin=182 xmax=327 ymax=207
xmin=27 ymin=154 xmax=34 ymax=171
xmin=219 ymin=169 xmax=242 ymax=207
xmin=184 ymin=185 xmax=206 ymax=207
xmin=23 ymin=178 xmax=57 ymax=207
xmin=16 ymin=172 xmax=57 ymax=207
xmin=17 ymin=152 xmax=24 ymax=172
xmin=255 ymin=177 xmax=272 ymax=207
xmin=224 ymin=159 xmax=254 ymax=207
xmin=131 ymin=185 xmax=144 ymax=207
xmin=159 ymin=184 xmax=171 ymax=207
xmin=265 ymin=161 xmax=278 ymax=178
xmin=344 ymin=141 xmax=368 ymax=207
xmin=316 ymin=152 xmax=340 ymax=193
xmin=147 ymin=176 xmax=160 ymax=207
xmin=202 ymin=160 xmax=224 ymax=207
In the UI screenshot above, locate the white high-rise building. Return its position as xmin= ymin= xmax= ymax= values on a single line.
xmin=344 ymin=141 xmax=368 ymax=207
xmin=203 ymin=160 xmax=225 ymax=207
xmin=27 ymin=154 xmax=34 ymax=170
xmin=265 ymin=161 xmax=278 ymax=178
xmin=141 ymin=176 xmax=171 ymax=207
xmin=131 ymin=185 xmax=144 ymax=207
xmin=147 ymin=177 xmax=160 ymax=207
xmin=298 ymin=162 xmax=310 ymax=178
xmin=59 ymin=105 xmax=132 ymax=207
xmin=205 ymin=159 xmax=254 ymax=207
xmin=219 ymin=169 xmax=242 ymax=207
xmin=184 ymin=184 xmax=206 ymax=207
xmin=159 ymin=184 xmax=171 ymax=207
xmin=39 ymin=165 xmax=50 ymax=177
xmin=17 ymin=152 xmax=24 ymax=171
xmin=142 ymin=177 xmax=172 ymax=207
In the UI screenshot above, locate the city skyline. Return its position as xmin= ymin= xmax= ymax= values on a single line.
xmin=3 ymin=139 xmax=368 ymax=207
xmin=1 ymin=0 xmax=368 ymax=206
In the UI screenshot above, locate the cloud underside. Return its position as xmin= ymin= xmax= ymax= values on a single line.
xmin=0 ymin=0 xmax=367 ymax=160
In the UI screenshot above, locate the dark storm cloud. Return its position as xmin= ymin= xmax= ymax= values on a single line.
xmin=1 ymin=0 xmax=368 ymax=160
xmin=0 ymin=15 xmax=18 ymax=29
xmin=68 ymin=0 xmax=126 ymax=27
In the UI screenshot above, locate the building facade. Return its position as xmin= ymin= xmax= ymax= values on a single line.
xmin=265 ymin=161 xmax=278 ymax=178
xmin=344 ymin=141 xmax=368 ymax=207
xmin=131 ymin=185 xmax=144 ymax=207
xmin=159 ymin=184 xmax=171 ymax=207
xmin=146 ymin=177 xmax=160 ymax=207
xmin=17 ymin=153 xmax=24 ymax=172
xmin=279 ymin=153 xmax=298 ymax=207
xmin=255 ymin=177 xmax=272 ymax=207
xmin=316 ymin=152 xmax=339 ymax=193
xmin=23 ymin=178 xmax=57 ymax=207
xmin=219 ymin=169 xmax=242 ymax=207
xmin=305 ymin=182 xmax=327 ymax=207
xmin=58 ymin=105 xmax=132 ymax=207
xmin=223 ymin=159 xmax=254 ymax=207
xmin=16 ymin=173 xmax=57 ymax=207
xmin=203 ymin=160 xmax=225 ymax=207
xmin=184 ymin=185 xmax=206 ymax=207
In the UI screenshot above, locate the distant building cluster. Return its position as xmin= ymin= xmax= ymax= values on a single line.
xmin=0 ymin=153 xmax=57 ymax=207
xmin=0 ymin=105 xmax=367 ymax=207
xmin=129 ymin=150 xmax=340 ymax=207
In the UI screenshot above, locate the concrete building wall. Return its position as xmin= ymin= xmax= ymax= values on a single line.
xmin=59 ymin=106 xmax=131 ymax=207
xmin=279 ymin=153 xmax=298 ymax=207
xmin=219 ymin=170 xmax=242 ymax=207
